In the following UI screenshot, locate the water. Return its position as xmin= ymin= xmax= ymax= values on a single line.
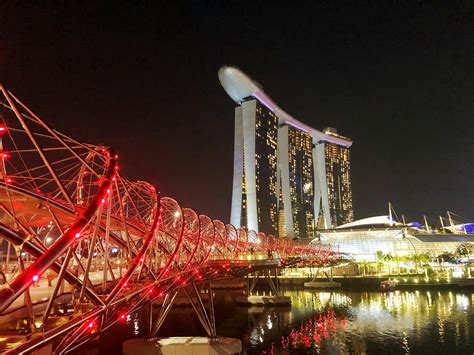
xmin=233 ymin=289 xmax=474 ymax=354
xmin=95 ymin=288 xmax=474 ymax=354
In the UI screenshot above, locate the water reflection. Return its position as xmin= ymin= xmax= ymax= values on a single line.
xmin=249 ymin=289 xmax=474 ymax=354
xmin=90 ymin=289 xmax=474 ymax=354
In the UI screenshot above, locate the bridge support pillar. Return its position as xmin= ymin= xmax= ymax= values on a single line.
xmin=238 ymin=268 xmax=291 ymax=306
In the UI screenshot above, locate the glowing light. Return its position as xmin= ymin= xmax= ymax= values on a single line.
xmin=32 ymin=275 xmax=39 ymax=282
xmin=174 ymin=211 xmax=181 ymax=218
xmin=75 ymin=233 xmax=81 ymax=239
xmin=0 ymin=125 xmax=6 ymax=133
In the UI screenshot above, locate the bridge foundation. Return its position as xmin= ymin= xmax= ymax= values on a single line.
xmin=123 ymin=336 xmax=242 ymax=355
xmin=304 ymin=267 xmax=341 ymax=289
xmin=237 ymin=268 xmax=291 ymax=306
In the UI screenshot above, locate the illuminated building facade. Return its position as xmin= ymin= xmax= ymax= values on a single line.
xmin=220 ymin=66 xmax=354 ymax=237
xmin=314 ymin=128 xmax=354 ymax=227
xmin=279 ymin=124 xmax=316 ymax=238
xmin=231 ymin=98 xmax=279 ymax=235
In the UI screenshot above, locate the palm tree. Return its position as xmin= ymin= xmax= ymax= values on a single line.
xmin=383 ymin=253 xmax=394 ymax=275
xmin=358 ymin=261 xmax=371 ymax=276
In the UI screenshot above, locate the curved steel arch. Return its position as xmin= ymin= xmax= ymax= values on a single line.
xmin=0 ymin=85 xmax=336 ymax=354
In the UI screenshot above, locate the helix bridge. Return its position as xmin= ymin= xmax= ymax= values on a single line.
xmin=0 ymin=84 xmax=337 ymax=353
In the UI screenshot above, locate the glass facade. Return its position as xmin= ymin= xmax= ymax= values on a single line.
xmin=324 ymin=143 xmax=354 ymax=226
xmin=232 ymin=98 xmax=353 ymax=236
xmin=240 ymin=150 xmax=247 ymax=227
xmin=254 ymin=101 xmax=279 ymax=235
xmin=287 ymin=125 xmax=315 ymax=239
xmin=238 ymin=99 xmax=279 ymax=235
xmin=321 ymin=229 xmax=468 ymax=261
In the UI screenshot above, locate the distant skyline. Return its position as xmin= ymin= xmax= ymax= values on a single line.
xmin=0 ymin=2 xmax=472 ymax=224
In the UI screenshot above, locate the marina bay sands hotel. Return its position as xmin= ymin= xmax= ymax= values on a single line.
xmin=219 ymin=66 xmax=354 ymax=239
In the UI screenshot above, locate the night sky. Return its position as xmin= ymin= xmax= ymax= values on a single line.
xmin=0 ymin=2 xmax=472 ymax=224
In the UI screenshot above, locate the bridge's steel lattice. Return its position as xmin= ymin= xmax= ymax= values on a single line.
xmin=0 ymin=86 xmax=334 ymax=354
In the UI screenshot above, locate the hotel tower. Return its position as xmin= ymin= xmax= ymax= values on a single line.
xmin=219 ymin=66 xmax=354 ymax=238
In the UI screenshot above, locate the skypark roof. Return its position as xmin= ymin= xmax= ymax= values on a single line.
xmin=218 ymin=66 xmax=352 ymax=148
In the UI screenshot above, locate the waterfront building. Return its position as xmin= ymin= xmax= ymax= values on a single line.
xmin=317 ymin=216 xmax=474 ymax=261
xmin=315 ymin=127 xmax=354 ymax=227
xmin=219 ymin=66 xmax=353 ymax=237
xmin=279 ymin=124 xmax=315 ymax=239
xmin=231 ymin=98 xmax=279 ymax=235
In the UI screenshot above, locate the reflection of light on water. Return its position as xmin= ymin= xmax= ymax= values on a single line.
xmin=250 ymin=327 xmax=264 ymax=346
xmin=266 ymin=315 xmax=273 ymax=330
xmin=402 ymin=331 xmax=410 ymax=353
xmin=287 ymin=290 xmax=351 ymax=311
xmin=438 ymin=318 xmax=445 ymax=344
xmin=456 ymin=294 xmax=469 ymax=311
xmin=250 ymin=290 xmax=474 ymax=354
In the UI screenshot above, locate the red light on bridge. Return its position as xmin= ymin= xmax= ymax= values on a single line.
xmin=5 ymin=177 xmax=13 ymax=184
xmin=149 ymin=288 xmax=154 ymax=293
xmin=0 ymin=125 xmax=7 ymax=133
xmin=75 ymin=233 xmax=81 ymax=239
xmin=32 ymin=274 xmax=39 ymax=282
xmin=159 ymin=292 xmax=163 ymax=297
xmin=119 ymin=313 xmax=127 ymax=321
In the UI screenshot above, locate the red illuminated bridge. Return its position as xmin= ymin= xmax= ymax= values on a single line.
xmin=0 ymin=85 xmax=337 ymax=353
